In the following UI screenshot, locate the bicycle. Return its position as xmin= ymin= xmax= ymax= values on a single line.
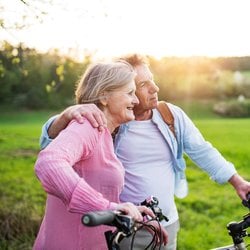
xmin=82 ymin=194 xmax=250 ymax=250
xmin=82 ymin=196 xmax=168 ymax=250
xmin=211 ymin=193 xmax=250 ymax=250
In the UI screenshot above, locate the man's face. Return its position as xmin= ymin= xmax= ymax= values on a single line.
xmin=134 ymin=64 xmax=159 ymax=112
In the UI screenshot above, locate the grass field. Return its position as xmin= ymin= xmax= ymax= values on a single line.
xmin=0 ymin=104 xmax=250 ymax=250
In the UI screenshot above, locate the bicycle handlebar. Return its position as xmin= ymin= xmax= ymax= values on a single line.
xmin=82 ymin=196 xmax=167 ymax=250
xmin=82 ymin=210 xmax=135 ymax=237
xmin=82 ymin=196 xmax=168 ymax=229
xmin=82 ymin=210 xmax=117 ymax=227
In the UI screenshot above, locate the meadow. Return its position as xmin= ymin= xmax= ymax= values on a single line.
xmin=0 ymin=103 xmax=250 ymax=250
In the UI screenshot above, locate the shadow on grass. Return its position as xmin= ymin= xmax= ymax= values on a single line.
xmin=0 ymin=201 xmax=40 ymax=250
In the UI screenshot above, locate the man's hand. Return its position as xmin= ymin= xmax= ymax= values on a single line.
xmin=61 ymin=104 xmax=107 ymax=129
xmin=144 ymin=220 xmax=168 ymax=246
xmin=229 ymin=173 xmax=250 ymax=200
xmin=48 ymin=104 xmax=107 ymax=139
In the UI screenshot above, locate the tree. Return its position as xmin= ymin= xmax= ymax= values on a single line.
xmin=0 ymin=41 xmax=91 ymax=109
xmin=0 ymin=0 xmax=52 ymax=32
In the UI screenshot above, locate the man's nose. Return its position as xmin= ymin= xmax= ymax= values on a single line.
xmin=150 ymin=80 xmax=159 ymax=93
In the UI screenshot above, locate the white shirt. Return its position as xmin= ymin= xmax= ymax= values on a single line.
xmin=116 ymin=119 xmax=178 ymax=226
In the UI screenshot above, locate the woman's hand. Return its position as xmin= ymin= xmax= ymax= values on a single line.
xmin=115 ymin=202 xmax=154 ymax=222
xmin=115 ymin=202 xmax=168 ymax=246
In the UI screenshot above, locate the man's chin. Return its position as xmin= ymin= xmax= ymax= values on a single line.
xmin=151 ymin=100 xmax=158 ymax=109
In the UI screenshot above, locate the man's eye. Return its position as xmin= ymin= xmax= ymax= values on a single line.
xmin=138 ymin=82 xmax=146 ymax=87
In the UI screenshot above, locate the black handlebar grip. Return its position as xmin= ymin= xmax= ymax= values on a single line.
xmin=82 ymin=211 xmax=116 ymax=226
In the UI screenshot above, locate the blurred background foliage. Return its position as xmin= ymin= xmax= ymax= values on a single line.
xmin=1 ymin=40 xmax=250 ymax=117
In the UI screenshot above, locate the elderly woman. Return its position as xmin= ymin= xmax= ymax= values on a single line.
xmin=33 ymin=61 xmax=166 ymax=250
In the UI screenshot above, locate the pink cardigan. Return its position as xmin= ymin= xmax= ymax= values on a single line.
xmin=33 ymin=120 xmax=124 ymax=250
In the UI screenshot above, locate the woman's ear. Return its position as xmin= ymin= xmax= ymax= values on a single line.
xmin=99 ymin=92 xmax=108 ymax=106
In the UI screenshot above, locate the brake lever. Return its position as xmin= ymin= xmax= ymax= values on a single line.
xmin=242 ymin=192 xmax=250 ymax=209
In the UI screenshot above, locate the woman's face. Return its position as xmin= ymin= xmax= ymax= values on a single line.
xmin=104 ymin=80 xmax=139 ymax=127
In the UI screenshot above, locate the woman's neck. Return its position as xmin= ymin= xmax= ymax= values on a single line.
xmin=102 ymin=110 xmax=118 ymax=133
xmin=106 ymin=121 xmax=117 ymax=133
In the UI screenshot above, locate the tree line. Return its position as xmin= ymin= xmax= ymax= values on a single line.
xmin=1 ymin=41 xmax=250 ymax=110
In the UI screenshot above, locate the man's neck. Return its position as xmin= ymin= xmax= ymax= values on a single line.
xmin=134 ymin=109 xmax=153 ymax=121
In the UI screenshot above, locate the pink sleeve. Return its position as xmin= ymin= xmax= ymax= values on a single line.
xmin=35 ymin=121 xmax=118 ymax=213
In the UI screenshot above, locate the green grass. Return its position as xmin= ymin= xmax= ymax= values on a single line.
xmin=0 ymin=109 xmax=56 ymax=250
xmin=177 ymin=118 xmax=250 ymax=250
xmin=0 ymin=106 xmax=250 ymax=249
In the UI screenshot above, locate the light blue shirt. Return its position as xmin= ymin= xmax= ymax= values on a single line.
xmin=40 ymin=102 xmax=237 ymax=199
xmin=115 ymin=102 xmax=236 ymax=198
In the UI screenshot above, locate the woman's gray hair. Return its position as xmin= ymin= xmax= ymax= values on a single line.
xmin=75 ymin=60 xmax=136 ymax=105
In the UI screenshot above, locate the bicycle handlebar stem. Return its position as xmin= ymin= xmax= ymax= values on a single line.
xmin=104 ymin=214 xmax=136 ymax=250
xmin=227 ymin=213 xmax=250 ymax=245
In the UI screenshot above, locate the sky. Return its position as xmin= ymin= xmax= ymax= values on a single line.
xmin=1 ymin=0 xmax=250 ymax=59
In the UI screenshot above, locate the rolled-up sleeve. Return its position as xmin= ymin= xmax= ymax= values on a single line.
xmin=35 ymin=121 xmax=117 ymax=213
xmin=39 ymin=115 xmax=58 ymax=149
xmin=181 ymin=110 xmax=237 ymax=184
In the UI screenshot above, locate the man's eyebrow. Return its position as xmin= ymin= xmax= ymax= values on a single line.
xmin=137 ymin=79 xmax=152 ymax=84
xmin=137 ymin=79 xmax=146 ymax=83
